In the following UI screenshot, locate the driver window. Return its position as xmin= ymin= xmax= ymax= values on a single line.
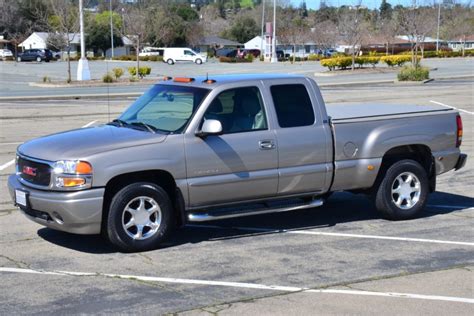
xmin=184 ymin=50 xmax=195 ymax=56
xmin=204 ymin=87 xmax=268 ymax=134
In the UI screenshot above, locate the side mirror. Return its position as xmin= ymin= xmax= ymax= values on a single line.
xmin=196 ymin=119 xmax=222 ymax=137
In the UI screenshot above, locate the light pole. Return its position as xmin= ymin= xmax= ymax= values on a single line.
xmin=436 ymin=0 xmax=441 ymax=53
xmin=110 ymin=0 xmax=114 ymax=59
xmin=260 ymin=0 xmax=265 ymax=57
xmin=271 ymin=0 xmax=277 ymax=63
xmin=77 ymin=0 xmax=90 ymax=80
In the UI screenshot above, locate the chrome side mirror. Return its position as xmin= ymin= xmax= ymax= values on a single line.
xmin=196 ymin=119 xmax=223 ymax=137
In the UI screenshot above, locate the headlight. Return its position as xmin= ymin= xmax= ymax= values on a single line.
xmin=53 ymin=160 xmax=92 ymax=175
xmin=52 ymin=160 xmax=92 ymax=189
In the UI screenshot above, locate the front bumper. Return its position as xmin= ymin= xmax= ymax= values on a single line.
xmin=8 ymin=174 xmax=104 ymax=234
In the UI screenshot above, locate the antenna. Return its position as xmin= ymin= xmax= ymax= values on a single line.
xmin=206 ymin=72 xmax=208 ymax=81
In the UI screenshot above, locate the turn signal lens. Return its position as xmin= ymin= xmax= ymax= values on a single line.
xmin=173 ymin=77 xmax=194 ymax=83
xmin=56 ymin=177 xmax=86 ymax=187
xmin=76 ymin=161 xmax=93 ymax=174
xmin=456 ymin=114 xmax=463 ymax=147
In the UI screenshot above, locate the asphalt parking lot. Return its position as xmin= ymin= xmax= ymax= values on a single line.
xmin=0 ymin=78 xmax=473 ymax=314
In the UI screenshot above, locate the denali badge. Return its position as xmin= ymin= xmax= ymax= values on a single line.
xmin=23 ymin=166 xmax=37 ymax=176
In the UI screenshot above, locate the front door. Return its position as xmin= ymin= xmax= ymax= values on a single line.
xmin=185 ymin=86 xmax=278 ymax=207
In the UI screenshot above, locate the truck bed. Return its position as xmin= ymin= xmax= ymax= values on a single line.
xmin=327 ymin=103 xmax=452 ymax=122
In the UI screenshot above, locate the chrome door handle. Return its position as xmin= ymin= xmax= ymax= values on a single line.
xmin=259 ymin=140 xmax=275 ymax=150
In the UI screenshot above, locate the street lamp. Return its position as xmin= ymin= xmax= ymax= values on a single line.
xmin=77 ymin=0 xmax=90 ymax=80
xmin=110 ymin=0 xmax=114 ymax=59
xmin=436 ymin=1 xmax=441 ymax=53
xmin=271 ymin=0 xmax=277 ymax=63
xmin=260 ymin=0 xmax=265 ymax=57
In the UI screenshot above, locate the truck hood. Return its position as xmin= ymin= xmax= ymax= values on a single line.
xmin=18 ymin=124 xmax=167 ymax=161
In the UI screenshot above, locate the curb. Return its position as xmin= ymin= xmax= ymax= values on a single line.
xmin=1 ymin=74 xmax=473 ymax=101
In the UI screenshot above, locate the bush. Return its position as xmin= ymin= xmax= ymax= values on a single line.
xmin=42 ymin=76 xmax=51 ymax=83
xmin=397 ymin=65 xmax=430 ymax=81
xmin=112 ymin=68 xmax=124 ymax=79
xmin=219 ymin=56 xmax=252 ymax=63
xmin=308 ymin=54 xmax=321 ymax=61
xmin=102 ymin=73 xmax=114 ymax=83
xmin=320 ymin=56 xmax=352 ymax=70
xmin=245 ymin=53 xmax=254 ymax=62
xmin=380 ymin=55 xmax=414 ymax=67
xmin=128 ymin=66 xmax=152 ymax=78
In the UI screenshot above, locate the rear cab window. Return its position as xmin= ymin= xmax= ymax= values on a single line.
xmin=270 ymin=84 xmax=315 ymax=128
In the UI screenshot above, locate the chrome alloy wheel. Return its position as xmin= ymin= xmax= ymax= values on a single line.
xmin=391 ymin=172 xmax=421 ymax=210
xmin=122 ymin=196 xmax=162 ymax=240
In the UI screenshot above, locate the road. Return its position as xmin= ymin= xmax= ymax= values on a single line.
xmin=0 ymin=57 xmax=473 ymax=98
xmin=0 ymin=78 xmax=473 ymax=315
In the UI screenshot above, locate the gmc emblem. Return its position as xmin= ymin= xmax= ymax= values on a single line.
xmin=23 ymin=166 xmax=37 ymax=176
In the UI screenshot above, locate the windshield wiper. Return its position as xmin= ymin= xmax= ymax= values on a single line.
xmin=108 ymin=119 xmax=128 ymax=127
xmin=130 ymin=122 xmax=157 ymax=134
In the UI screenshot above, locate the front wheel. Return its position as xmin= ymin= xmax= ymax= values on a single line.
xmin=374 ymin=159 xmax=429 ymax=220
xmin=105 ymin=182 xmax=175 ymax=252
xmin=195 ymin=58 xmax=202 ymax=64
xmin=36 ymin=56 xmax=42 ymax=62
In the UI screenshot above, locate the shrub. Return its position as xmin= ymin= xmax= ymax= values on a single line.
xmin=112 ymin=67 xmax=124 ymax=79
xmin=355 ymin=57 xmax=365 ymax=68
xmin=366 ymin=56 xmax=380 ymax=67
xmin=245 ymin=53 xmax=254 ymax=62
xmin=219 ymin=56 xmax=252 ymax=63
xmin=102 ymin=73 xmax=114 ymax=83
xmin=397 ymin=65 xmax=430 ymax=81
xmin=320 ymin=56 xmax=352 ymax=70
xmin=307 ymin=54 xmax=321 ymax=61
xmin=259 ymin=55 xmax=264 ymax=62
xmin=42 ymin=76 xmax=51 ymax=83
xmin=381 ymin=55 xmax=413 ymax=67
xmin=128 ymin=66 xmax=152 ymax=78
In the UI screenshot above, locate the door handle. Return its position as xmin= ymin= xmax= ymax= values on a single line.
xmin=259 ymin=140 xmax=275 ymax=150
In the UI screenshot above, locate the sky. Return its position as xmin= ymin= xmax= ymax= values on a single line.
xmin=290 ymin=0 xmax=471 ymax=10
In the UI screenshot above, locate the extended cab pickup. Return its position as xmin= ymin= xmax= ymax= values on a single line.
xmin=8 ymin=74 xmax=467 ymax=251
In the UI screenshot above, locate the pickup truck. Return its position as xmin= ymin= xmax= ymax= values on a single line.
xmin=8 ymin=74 xmax=467 ymax=252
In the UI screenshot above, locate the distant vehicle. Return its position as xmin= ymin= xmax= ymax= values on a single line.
xmin=163 ymin=47 xmax=207 ymax=65
xmin=17 ymin=49 xmax=53 ymax=62
xmin=139 ymin=47 xmax=165 ymax=57
xmin=324 ymin=49 xmax=336 ymax=57
xmin=276 ymin=50 xmax=290 ymax=59
xmin=216 ymin=48 xmax=237 ymax=58
xmin=0 ymin=49 xmax=13 ymax=60
xmin=243 ymin=49 xmax=261 ymax=58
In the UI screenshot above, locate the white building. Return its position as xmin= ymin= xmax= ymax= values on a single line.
xmin=245 ymin=35 xmax=321 ymax=58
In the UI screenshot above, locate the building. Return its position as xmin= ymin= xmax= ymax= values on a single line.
xmin=448 ymin=35 xmax=474 ymax=52
xmin=195 ymin=36 xmax=242 ymax=54
xmin=19 ymin=32 xmax=81 ymax=54
xmin=245 ymin=35 xmax=321 ymax=58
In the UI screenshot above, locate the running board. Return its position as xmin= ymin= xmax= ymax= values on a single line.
xmin=187 ymin=199 xmax=324 ymax=222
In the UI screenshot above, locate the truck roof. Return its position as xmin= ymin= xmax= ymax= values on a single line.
xmin=159 ymin=73 xmax=305 ymax=88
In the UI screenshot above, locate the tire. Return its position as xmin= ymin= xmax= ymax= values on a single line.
xmin=105 ymin=182 xmax=175 ymax=252
xmin=17 ymin=56 xmax=22 ymax=62
xmin=36 ymin=56 xmax=42 ymax=62
xmin=167 ymin=59 xmax=174 ymax=65
xmin=195 ymin=58 xmax=202 ymax=65
xmin=374 ymin=159 xmax=429 ymax=220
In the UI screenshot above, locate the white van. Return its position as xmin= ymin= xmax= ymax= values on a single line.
xmin=139 ymin=47 xmax=164 ymax=57
xmin=163 ymin=48 xmax=207 ymax=65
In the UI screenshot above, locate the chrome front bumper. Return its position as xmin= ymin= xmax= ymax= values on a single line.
xmin=8 ymin=174 xmax=104 ymax=234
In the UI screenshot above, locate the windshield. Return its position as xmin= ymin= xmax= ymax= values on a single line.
xmin=118 ymin=84 xmax=210 ymax=133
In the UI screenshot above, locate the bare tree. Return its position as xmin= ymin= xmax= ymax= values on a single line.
xmin=441 ymin=4 xmax=474 ymax=57
xmin=399 ymin=2 xmax=437 ymax=65
xmin=338 ymin=6 xmax=366 ymax=70
xmin=377 ymin=17 xmax=400 ymax=55
xmin=310 ymin=20 xmax=338 ymax=51
xmin=198 ymin=5 xmax=227 ymax=37
xmin=46 ymin=0 xmax=80 ymax=83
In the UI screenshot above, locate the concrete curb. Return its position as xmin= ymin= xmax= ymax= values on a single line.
xmin=1 ymin=74 xmax=473 ymax=101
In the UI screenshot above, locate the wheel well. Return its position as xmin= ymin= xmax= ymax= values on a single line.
xmin=102 ymin=170 xmax=185 ymax=232
xmin=374 ymin=144 xmax=436 ymax=193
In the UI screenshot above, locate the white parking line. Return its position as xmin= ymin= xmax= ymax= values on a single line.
xmin=82 ymin=120 xmax=97 ymax=128
xmin=430 ymin=100 xmax=474 ymax=115
xmin=1 ymin=267 xmax=473 ymax=304
xmin=187 ymin=224 xmax=474 ymax=247
xmin=0 ymin=159 xmax=15 ymax=171
xmin=427 ymin=204 xmax=474 ymax=210
xmin=0 ymin=142 xmax=22 ymax=146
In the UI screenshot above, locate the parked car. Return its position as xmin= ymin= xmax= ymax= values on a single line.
xmin=216 ymin=48 xmax=238 ymax=58
xmin=8 ymin=74 xmax=467 ymax=252
xmin=0 ymin=49 xmax=14 ymax=60
xmin=163 ymin=47 xmax=206 ymax=65
xmin=17 ymin=49 xmax=53 ymax=62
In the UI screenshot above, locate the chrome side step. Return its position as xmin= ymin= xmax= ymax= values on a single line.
xmin=187 ymin=199 xmax=324 ymax=222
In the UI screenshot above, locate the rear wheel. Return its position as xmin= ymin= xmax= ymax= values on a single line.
xmin=17 ymin=56 xmax=22 ymax=62
xmin=167 ymin=59 xmax=174 ymax=65
xmin=36 ymin=56 xmax=41 ymax=62
xmin=374 ymin=159 xmax=429 ymax=220
xmin=105 ymin=182 xmax=174 ymax=252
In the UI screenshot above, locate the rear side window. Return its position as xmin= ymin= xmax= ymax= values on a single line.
xmin=270 ymin=84 xmax=315 ymax=128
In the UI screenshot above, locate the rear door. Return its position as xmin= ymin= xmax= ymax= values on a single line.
xmin=184 ymin=84 xmax=278 ymax=207
xmin=264 ymin=79 xmax=333 ymax=195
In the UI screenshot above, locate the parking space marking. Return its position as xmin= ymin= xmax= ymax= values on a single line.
xmin=430 ymin=100 xmax=474 ymax=115
xmin=427 ymin=204 xmax=474 ymax=210
xmin=0 ymin=142 xmax=22 ymax=146
xmin=82 ymin=120 xmax=97 ymax=128
xmin=187 ymin=224 xmax=474 ymax=247
xmin=0 ymin=159 xmax=15 ymax=171
xmin=1 ymin=267 xmax=473 ymax=304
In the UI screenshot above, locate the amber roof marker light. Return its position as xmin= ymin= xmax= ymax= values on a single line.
xmin=173 ymin=77 xmax=195 ymax=83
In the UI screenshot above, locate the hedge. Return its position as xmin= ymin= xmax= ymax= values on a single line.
xmin=219 ymin=56 xmax=252 ymax=63
xmin=320 ymin=55 xmax=421 ymax=70
xmin=112 ymin=55 xmax=163 ymax=62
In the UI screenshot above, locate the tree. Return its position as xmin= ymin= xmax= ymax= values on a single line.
xmin=338 ymin=6 xmax=366 ymax=70
xmin=310 ymin=20 xmax=338 ymax=51
xmin=279 ymin=9 xmax=310 ymax=62
xmin=379 ymin=0 xmax=392 ymax=20
xmin=399 ymin=3 xmax=437 ymax=65
xmin=441 ymin=4 xmax=474 ymax=57
xmin=299 ymin=1 xmax=308 ymax=18
xmin=377 ymin=17 xmax=399 ymax=55
xmin=221 ymin=15 xmax=259 ymax=43
xmin=86 ymin=11 xmax=123 ymax=56
xmin=46 ymin=0 xmax=79 ymax=83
